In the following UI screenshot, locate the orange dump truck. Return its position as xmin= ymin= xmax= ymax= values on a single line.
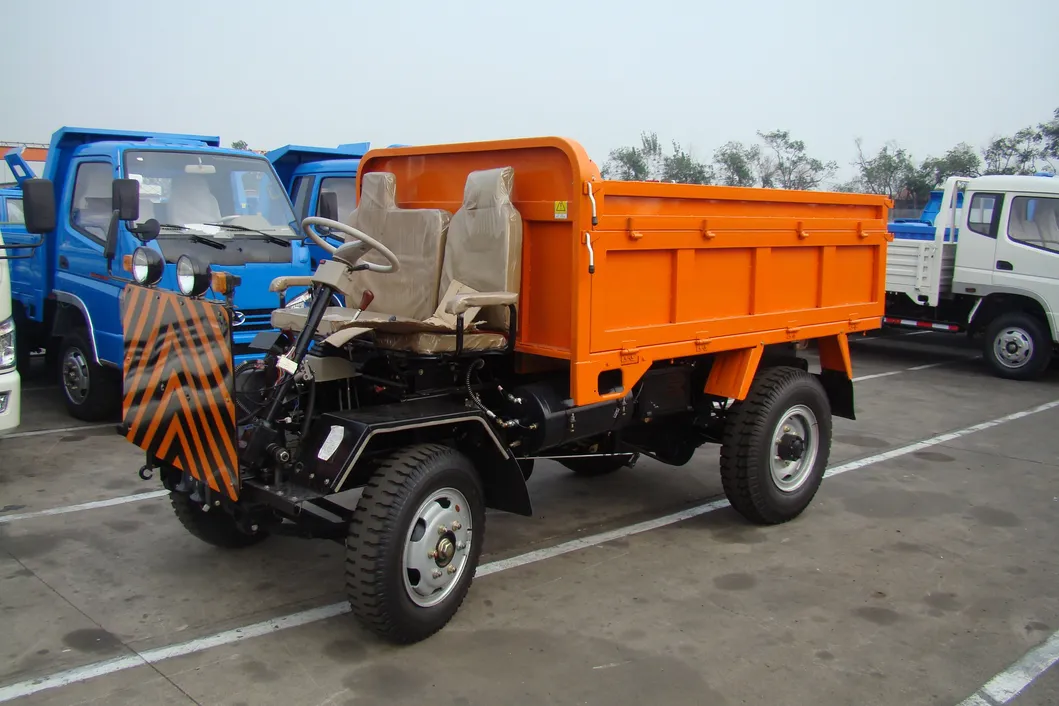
xmin=20 ymin=136 xmax=890 ymax=644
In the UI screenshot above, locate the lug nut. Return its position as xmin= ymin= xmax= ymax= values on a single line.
xmin=451 ymin=521 xmax=462 ymax=531
xmin=447 ymin=565 xmax=457 ymax=574
xmin=457 ymin=542 xmax=467 ymax=551
xmin=432 ymin=569 xmax=443 ymax=579
xmin=428 ymin=550 xmax=438 ymax=559
xmin=438 ymin=525 xmax=447 ymax=535
xmin=250 ymin=524 xmax=259 ymax=532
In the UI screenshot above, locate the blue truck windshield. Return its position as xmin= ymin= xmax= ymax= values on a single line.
xmin=124 ymin=151 xmax=298 ymax=239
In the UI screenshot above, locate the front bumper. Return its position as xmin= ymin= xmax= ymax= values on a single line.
xmin=0 ymin=368 xmax=21 ymax=435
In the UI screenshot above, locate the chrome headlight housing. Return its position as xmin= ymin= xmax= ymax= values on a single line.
xmin=131 ymin=246 xmax=164 ymax=286
xmin=0 ymin=317 xmax=15 ymax=371
xmin=285 ymin=290 xmax=312 ymax=309
xmin=176 ymin=255 xmax=211 ymax=297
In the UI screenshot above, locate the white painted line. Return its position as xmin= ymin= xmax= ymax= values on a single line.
xmin=957 ymin=629 xmax=1059 ymax=704
xmin=0 ymin=362 xmax=957 ymax=525
xmin=0 ymin=491 xmax=168 ymax=524
xmin=3 ymin=423 xmax=115 ymax=440
xmin=3 ymin=397 xmax=1058 ymax=703
xmin=851 ymin=360 xmax=951 ymax=382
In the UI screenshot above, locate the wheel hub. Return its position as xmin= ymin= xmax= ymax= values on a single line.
xmin=994 ymin=327 xmax=1033 ymax=368
xmin=402 ymin=488 xmax=473 ymax=608
xmin=770 ymin=405 xmax=820 ymax=493
xmin=776 ymin=433 xmax=805 ymax=462
xmin=62 ymin=348 xmax=90 ymax=405
xmin=434 ymin=535 xmax=457 ymax=567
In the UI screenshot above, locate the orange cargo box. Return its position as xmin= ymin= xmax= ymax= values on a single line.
xmin=358 ymin=138 xmax=891 ymax=406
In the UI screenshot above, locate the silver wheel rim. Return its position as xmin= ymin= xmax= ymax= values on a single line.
xmin=402 ymin=487 xmax=473 ymax=608
xmin=770 ymin=404 xmax=819 ymax=493
xmin=62 ymin=347 xmax=91 ymax=406
xmin=993 ymin=327 xmax=1034 ymax=369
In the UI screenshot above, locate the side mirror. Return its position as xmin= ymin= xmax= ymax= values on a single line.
xmin=318 ymin=191 xmax=339 ymax=222
xmin=21 ymin=178 xmax=56 ymax=234
xmin=112 ymin=179 xmax=140 ymax=222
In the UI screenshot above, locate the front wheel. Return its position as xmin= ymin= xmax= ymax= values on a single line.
xmin=58 ymin=328 xmax=121 ymax=422
xmin=983 ymin=312 xmax=1052 ymax=381
xmin=720 ymin=366 xmax=832 ymax=525
xmin=170 ymin=491 xmax=269 ymax=549
xmin=346 ymin=443 xmax=485 ymax=644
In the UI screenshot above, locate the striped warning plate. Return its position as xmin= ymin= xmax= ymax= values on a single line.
xmin=120 ymin=285 xmax=240 ymax=501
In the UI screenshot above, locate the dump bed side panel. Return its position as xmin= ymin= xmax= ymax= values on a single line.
xmin=357 ymin=138 xmax=596 ymax=359
xmin=571 ymin=181 xmax=890 ymax=404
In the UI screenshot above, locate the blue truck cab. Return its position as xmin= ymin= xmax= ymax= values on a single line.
xmin=7 ymin=127 xmax=316 ymax=421
xmin=266 ymin=142 xmax=370 ymax=270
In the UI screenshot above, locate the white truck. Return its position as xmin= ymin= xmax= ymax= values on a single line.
xmin=1 ymin=240 xmax=20 ymax=434
xmin=1 ymin=186 xmax=39 ymax=434
xmin=884 ymin=172 xmax=1059 ymax=379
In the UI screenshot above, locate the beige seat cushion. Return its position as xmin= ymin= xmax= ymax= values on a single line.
xmin=270 ymin=173 xmax=450 ymax=334
xmin=373 ymin=331 xmax=509 ymax=354
xmin=345 ymin=172 xmax=451 ymax=321
xmin=438 ymin=167 xmax=522 ymax=330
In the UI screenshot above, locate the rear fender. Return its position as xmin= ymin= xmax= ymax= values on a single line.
xmin=301 ymin=397 xmax=532 ymax=516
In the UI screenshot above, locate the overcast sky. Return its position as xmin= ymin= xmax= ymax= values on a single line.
xmin=4 ymin=0 xmax=1057 ymax=183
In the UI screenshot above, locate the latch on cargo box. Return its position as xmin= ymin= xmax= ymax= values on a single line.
xmin=583 ymin=232 xmax=595 ymax=274
xmin=584 ymin=181 xmax=598 ymax=226
xmin=797 ymin=221 xmax=810 ymax=239
xmin=701 ymin=219 xmax=716 ymax=240
xmin=620 ymin=347 xmax=640 ymax=365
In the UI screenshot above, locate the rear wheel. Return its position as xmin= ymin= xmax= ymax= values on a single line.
xmin=557 ymin=436 xmax=636 ymax=477
xmin=58 ymin=328 xmax=121 ymax=422
xmin=983 ymin=312 xmax=1051 ymax=381
xmin=169 ymin=491 xmax=269 ymax=549
xmin=720 ymin=366 xmax=832 ymax=525
xmin=346 ymin=443 xmax=485 ymax=644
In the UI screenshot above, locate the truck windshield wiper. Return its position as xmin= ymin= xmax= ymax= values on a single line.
xmin=204 ymin=222 xmax=291 ymax=247
xmin=157 ymin=223 xmax=226 ymax=249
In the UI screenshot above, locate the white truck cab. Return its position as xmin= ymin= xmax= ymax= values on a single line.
xmin=1 ymin=249 xmax=19 ymax=434
xmin=884 ymin=173 xmax=1059 ymax=379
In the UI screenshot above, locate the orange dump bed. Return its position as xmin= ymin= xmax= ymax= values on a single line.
xmin=357 ymin=138 xmax=891 ymax=406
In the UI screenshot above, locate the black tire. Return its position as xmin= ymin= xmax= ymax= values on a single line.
xmin=346 ymin=443 xmax=485 ymax=644
xmin=983 ymin=312 xmax=1052 ymax=381
xmin=558 ymin=456 xmax=630 ymax=477
xmin=169 ymin=491 xmax=269 ymax=549
xmin=58 ymin=328 xmax=121 ymax=422
xmin=720 ymin=366 xmax=832 ymax=525
xmin=14 ymin=320 xmax=33 ymax=376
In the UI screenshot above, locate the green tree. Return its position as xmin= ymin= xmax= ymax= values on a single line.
xmin=1040 ymin=108 xmax=1059 ymax=163
xmin=662 ymin=141 xmax=713 ymax=184
xmin=850 ymin=139 xmax=917 ymax=199
xmin=981 ymin=127 xmax=1045 ymax=175
xmin=919 ymin=143 xmax=982 ymax=185
xmin=757 ymin=130 xmax=837 ymax=190
xmin=230 ymin=139 xmax=249 ymax=151
xmin=602 ymin=132 xmax=712 ymax=184
xmin=712 ymin=141 xmax=760 ymax=187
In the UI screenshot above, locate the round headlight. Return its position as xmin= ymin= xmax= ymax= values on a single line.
xmin=176 ymin=255 xmax=211 ymax=297
xmin=131 ymin=246 xmax=164 ymax=286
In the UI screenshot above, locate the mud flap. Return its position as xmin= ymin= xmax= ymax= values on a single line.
xmin=118 ymin=285 xmax=240 ymax=501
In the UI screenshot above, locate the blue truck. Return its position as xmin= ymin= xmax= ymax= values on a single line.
xmin=4 ymin=127 xmax=317 ymax=421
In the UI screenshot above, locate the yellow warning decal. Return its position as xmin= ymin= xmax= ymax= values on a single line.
xmin=554 ymin=201 xmax=568 ymax=220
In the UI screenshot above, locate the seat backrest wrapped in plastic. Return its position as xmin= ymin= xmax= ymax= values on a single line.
xmin=346 ymin=172 xmax=451 ymax=320
xmin=439 ymin=167 xmax=522 ymax=330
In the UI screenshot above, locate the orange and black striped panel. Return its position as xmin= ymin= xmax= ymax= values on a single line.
xmin=120 ymin=285 xmax=240 ymax=501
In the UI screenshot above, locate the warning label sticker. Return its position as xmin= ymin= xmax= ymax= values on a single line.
xmin=554 ymin=201 xmax=568 ymax=219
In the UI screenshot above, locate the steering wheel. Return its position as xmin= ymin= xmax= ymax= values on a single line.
xmin=300 ymin=217 xmax=400 ymax=274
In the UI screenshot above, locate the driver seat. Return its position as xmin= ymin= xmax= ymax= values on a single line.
xmin=270 ymin=172 xmax=451 ymax=335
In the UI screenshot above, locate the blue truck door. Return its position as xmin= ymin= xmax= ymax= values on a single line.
xmin=1 ymin=195 xmax=45 ymax=322
xmin=58 ymin=158 xmax=124 ymax=366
